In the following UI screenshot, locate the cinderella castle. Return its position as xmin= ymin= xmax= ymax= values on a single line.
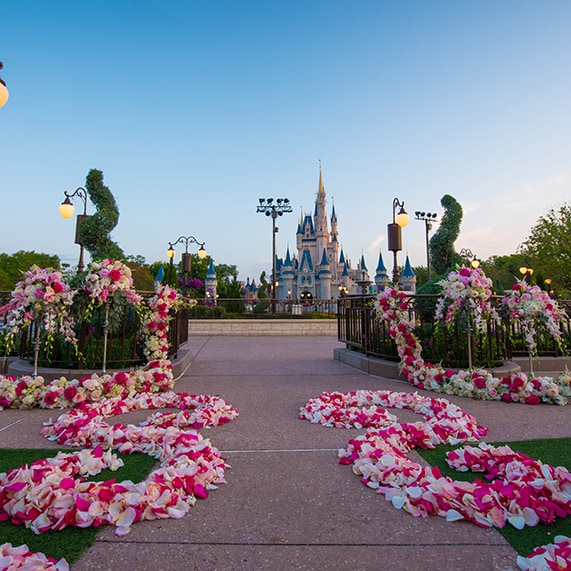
xmin=248 ymin=168 xmax=416 ymax=303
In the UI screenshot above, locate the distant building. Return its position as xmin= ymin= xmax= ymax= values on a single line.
xmin=275 ymin=167 xmax=373 ymax=301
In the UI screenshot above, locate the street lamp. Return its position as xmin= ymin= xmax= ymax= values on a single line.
xmin=459 ymin=248 xmax=480 ymax=269
xmin=59 ymin=187 xmax=89 ymax=273
xmin=387 ymin=197 xmax=410 ymax=285
xmin=519 ymin=265 xmax=534 ymax=284
xmin=167 ymin=236 xmax=207 ymax=293
xmin=0 ymin=62 xmax=9 ymax=108
xmin=414 ymin=211 xmax=438 ymax=280
xmin=256 ymin=197 xmax=293 ymax=313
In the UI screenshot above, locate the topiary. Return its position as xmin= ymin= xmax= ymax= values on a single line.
xmin=429 ymin=194 xmax=464 ymax=276
xmin=79 ymin=169 xmax=125 ymax=261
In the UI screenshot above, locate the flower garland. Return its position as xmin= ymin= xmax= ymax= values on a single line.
xmin=300 ymin=390 xmax=571 ymax=570
xmin=0 ymin=266 xmax=77 ymax=354
xmin=502 ymin=280 xmax=567 ymax=356
xmin=142 ymin=284 xmax=179 ymax=361
xmin=374 ymin=287 xmax=571 ymax=405
xmin=435 ymin=266 xmax=498 ymax=329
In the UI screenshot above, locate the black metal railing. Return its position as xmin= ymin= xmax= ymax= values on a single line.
xmin=6 ymin=291 xmax=186 ymax=370
xmin=189 ymin=297 xmax=339 ymax=318
xmin=338 ymin=295 xmax=571 ymax=369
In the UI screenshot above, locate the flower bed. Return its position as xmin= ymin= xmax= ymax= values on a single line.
xmin=375 ymin=285 xmax=571 ymax=405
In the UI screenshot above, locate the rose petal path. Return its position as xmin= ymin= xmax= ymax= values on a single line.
xmin=1 ymin=335 xmax=570 ymax=571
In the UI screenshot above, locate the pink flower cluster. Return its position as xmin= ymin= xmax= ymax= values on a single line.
xmin=502 ymin=280 xmax=567 ymax=356
xmin=83 ymin=259 xmax=141 ymax=306
xmin=0 ymin=542 xmax=68 ymax=570
xmin=0 ymin=266 xmax=76 ymax=347
xmin=435 ymin=266 xmax=497 ymax=328
xmin=1 ymin=391 xmax=238 ymax=537
xmin=374 ymin=287 xmax=571 ymax=405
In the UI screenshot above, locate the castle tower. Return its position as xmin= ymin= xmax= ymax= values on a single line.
xmin=205 ymin=259 xmax=218 ymax=303
xmin=401 ymin=255 xmax=417 ymax=293
xmin=375 ymin=252 xmax=390 ymax=292
xmin=318 ymin=248 xmax=332 ymax=300
xmin=280 ymin=246 xmax=296 ymax=299
xmin=313 ymin=167 xmax=329 ymax=267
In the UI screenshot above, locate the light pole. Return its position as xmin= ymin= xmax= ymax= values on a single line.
xmin=0 ymin=61 xmax=9 ymax=108
xmin=415 ymin=211 xmax=438 ymax=280
xmin=256 ymin=197 xmax=293 ymax=313
xmin=166 ymin=236 xmax=207 ymax=294
xmin=387 ymin=198 xmax=410 ymax=286
xmin=459 ymin=248 xmax=480 ymax=269
xmin=59 ymin=187 xmax=89 ymax=273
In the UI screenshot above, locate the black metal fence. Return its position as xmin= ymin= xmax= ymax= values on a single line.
xmin=337 ymin=294 xmax=571 ymax=368
xmin=2 ymin=291 xmax=187 ymax=370
xmin=190 ymin=297 xmax=339 ymax=318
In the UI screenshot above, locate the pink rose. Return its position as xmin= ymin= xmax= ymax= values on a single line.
xmin=524 ymin=394 xmax=541 ymax=405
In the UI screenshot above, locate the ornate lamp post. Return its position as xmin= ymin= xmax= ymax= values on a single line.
xmin=59 ymin=187 xmax=90 ymax=273
xmin=256 ymin=197 xmax=293 ymax=313
xmin=0 ymin=61 xmax=9 ymax=108
xmin=166 ymin=236 xmax=207 ymax=294
xmin=459 ymin=248 xmax=480 ymax=269
xmin=414 ymin=211 xmax=438 ymax=280
xmin=387 ymin=198 xmax=410 ymax=285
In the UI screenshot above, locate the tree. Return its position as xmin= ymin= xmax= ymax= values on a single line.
xmin=79 ymin=169 xmax=125 ymax=261
xmin=429 ymin=195 xmax=464 ymax=276
xmin=519 ymin=203 xmax=571 ymax=296
xmin=0 ymin=251 xmax=61 ymax=291
xmin=214 ymin=263 xmax=238 ymax=297
xmin=480 ymin=254 xmax=526 ymax=293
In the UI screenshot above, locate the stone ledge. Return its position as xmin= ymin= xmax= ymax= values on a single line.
xmin=188 ymin=319 xmax=337 ymax=336
xmin=334 ymin=347 xmax=525 ymax=380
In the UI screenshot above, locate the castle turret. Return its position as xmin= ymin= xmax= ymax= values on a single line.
xmin=401 ymin=255 xmax=417 ymax=293
xmin=318 ymin=248 xmax=332 ymax=300
xmin=375 ymin=252 xmax=390 ymax=292
xmin=205 ymin=259 xmax=218 ymax=304
xmin=280 ymin=247 xmax=296 ymax=299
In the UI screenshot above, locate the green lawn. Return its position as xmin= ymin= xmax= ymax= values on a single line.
xmin=0 ymin=448 xmax=157 ymax=565
xmin=417 ymin=438 xmax=571 ymax=556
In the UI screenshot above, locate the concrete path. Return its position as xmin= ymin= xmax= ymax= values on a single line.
xmin=2 ymin=336 xmax=571 ymax=571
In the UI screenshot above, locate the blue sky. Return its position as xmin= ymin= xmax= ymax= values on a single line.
xmin=2 ymin=1 xmax=570 ymax=281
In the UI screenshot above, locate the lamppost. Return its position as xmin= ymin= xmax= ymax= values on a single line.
xmin=414 ymin=211 xmax=438 ymax=280
xmin=256 ymin=197 xmax=293 ymax=313
xmin=59 ymin=187 xmax=90 ymax=273
xmin=0 ymin=61 xmax=9 ymax=108
xmin=459 ymin=248 xmax=480 ymax=269
xmin=166 ymin=236 xmax=207 ymax=294
xmin=519 ymin=265 xmax=534 ymax=284
xmin=387 ymin=198 xmax=410 ymax=285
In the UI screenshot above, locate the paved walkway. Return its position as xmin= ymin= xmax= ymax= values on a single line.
xmin=2 ymin=336 xmax=571 ymax=571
